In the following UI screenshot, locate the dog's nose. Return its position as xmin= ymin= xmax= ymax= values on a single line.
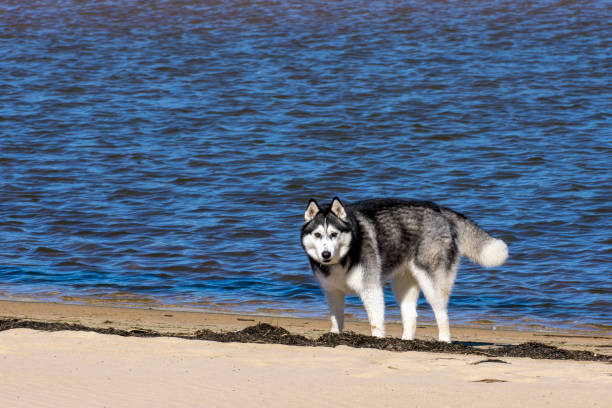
xmin=321 ymin=250 xmax=331 ymax=260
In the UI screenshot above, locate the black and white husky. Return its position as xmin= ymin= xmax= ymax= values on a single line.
xmin=300 ymin=197 xmax=508 ymax=342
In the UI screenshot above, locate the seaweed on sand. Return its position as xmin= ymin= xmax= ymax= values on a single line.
xmin=1 ymin=319 xmax=609 ymax=362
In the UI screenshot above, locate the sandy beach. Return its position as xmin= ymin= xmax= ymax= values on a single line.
xmin=1 ymin=300 xmax=611 ymax=407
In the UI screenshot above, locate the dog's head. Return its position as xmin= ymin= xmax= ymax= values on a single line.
xmin=300 ymin=197 xmax=352 ymax=265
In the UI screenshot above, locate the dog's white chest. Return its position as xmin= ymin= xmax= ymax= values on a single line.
xmin=316 ymin=264 xmax=364 ymax=294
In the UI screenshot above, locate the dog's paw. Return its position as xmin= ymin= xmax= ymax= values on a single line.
xmin=371 ymin=326 xmax=385 ymax=338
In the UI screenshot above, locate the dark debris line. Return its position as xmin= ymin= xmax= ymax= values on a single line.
xmin=1 ymin=319 xmax=609 ymax=362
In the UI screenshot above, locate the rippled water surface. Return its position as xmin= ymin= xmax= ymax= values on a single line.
xmin=1 ymin=0 xmax=610 ymax=331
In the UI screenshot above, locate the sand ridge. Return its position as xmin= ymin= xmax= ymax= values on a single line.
xmin=1 ymin=300 xmax=610 ymax=356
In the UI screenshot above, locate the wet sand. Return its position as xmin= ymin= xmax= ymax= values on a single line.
xmin=1 ymin=300 xmax=610 ymax=355
xmin=1 ymin=300 xmax=611 ymax=407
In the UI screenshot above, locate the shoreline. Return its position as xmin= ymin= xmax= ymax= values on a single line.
xmin=2 ymin=292 xmax=608 ymax=334
xmin=1 ymin=299 xmax=610 ymax=356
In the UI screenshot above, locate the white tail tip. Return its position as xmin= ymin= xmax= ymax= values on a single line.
xmin=479 ymin=239 xmax=508 ymax=267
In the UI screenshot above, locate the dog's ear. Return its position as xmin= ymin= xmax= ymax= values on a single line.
xmin=330 ymin=197 xmax=347 ymax=221
xmin=304 ymin=199 xmax=320 ymax=222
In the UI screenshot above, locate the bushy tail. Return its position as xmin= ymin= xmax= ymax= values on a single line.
xmin=442 ymin=208 xmax=508 ymax=267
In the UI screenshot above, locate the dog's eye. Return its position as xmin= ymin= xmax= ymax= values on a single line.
xmin=330 ymin=232 xmax=338 ymax=238
xmin=314 ymin=232 xmax=322 ymax=239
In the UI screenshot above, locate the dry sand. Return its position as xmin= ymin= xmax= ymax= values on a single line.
xmin=1 ymin=300 xmax=611 ymax=407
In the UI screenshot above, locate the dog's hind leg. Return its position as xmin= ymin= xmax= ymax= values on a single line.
xmin=392 ymin=272 xmax=420 ymax=340
xmin=323 ymin=288 xmax=345 ymax=334
xmin=408 ymin=261 xmax=454 ymax=343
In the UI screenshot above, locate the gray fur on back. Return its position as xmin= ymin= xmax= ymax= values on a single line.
xmin=347 ymin=199 xmax=494 ymax=275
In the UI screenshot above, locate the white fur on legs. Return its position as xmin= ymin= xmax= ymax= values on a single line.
xmin=392 ymin=273 xmax=420 ymax=340
xmin=324 ymin=289 xmax=345 ymax=334
xmin=409 ymin=261 xmax=452 ymax=343
xmin=431 ymin=306 xmax=450 ymax=343
xmin=359 ymin=285 xmax=386 ymax=338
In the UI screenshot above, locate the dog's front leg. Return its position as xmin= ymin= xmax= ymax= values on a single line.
xmin=359 ymin=285 xmax=385 ymax=338
xmin=324 ymin=289 xmax=345 ymax=334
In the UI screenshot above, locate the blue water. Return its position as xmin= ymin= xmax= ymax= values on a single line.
xmin=1 ymin=0 xmax=610 ymax=332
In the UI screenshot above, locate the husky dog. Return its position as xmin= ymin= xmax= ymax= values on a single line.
xmin=300 ymin=197 xmax=508 ymax=342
